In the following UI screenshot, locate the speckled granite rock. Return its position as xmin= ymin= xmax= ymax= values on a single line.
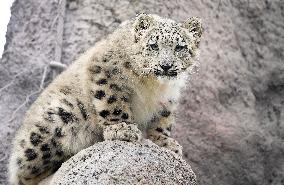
xmin=40 ymin=140 xmax=196 ymax=185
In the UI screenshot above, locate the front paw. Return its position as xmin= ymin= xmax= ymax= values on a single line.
xmin=103 ymin=122 xmax=142 ymax=142
xmin=150 ymin=135 xmax=183 ymax=155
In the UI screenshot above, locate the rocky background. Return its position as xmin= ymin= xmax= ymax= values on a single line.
xmin=0 ymin=0 xmax=283 ymax=184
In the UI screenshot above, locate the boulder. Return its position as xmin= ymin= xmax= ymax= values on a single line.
xmin=39 ymin=140 xmax=196 ymax=185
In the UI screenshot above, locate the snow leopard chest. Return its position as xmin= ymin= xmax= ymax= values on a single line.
xmin=131 ymin=74 xmax=187 ymax=125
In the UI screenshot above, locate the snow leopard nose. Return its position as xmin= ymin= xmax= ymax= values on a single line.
xmin=160 ymin=63 xmax=173 ymax=71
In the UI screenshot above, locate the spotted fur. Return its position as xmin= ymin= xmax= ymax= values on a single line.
xmin=8 ymin=14 xmax=203 ymax=185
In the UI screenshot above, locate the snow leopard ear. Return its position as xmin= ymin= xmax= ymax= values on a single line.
xmin=134 ymin=13 xmax=154 ymax=32
xmin=182 ymin=17 xmax=203 ymax=39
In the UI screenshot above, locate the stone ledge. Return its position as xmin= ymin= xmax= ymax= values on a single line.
xmin=39 ymin=140 xmax=196 ymax=185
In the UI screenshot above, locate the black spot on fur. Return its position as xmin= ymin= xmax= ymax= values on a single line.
xmin=99 ymin=110 xmax=110 ymax=118
xmin=113 ymin=109 xmax=122 ymax=116
xmin=31 ymin=166 xmax=40 ymax=175
xmin=40 ymin=144 xmax=50 ymax=151
xmin=38 ymin=126 xmax=50 ymax=134
xmin=134 ymin=37 xmax=139 ymax=43
xmin=102 ymin=58 xmax=108 ymax=63
xmin=166 ymin=126 xmax=172 ymax=131
xmin=94 ymin=90 xmax=106 ymax=100
xmin=71 ymin=127 xmax=77 ymax=137
xmin=44 ymin=111 xmax=55 ymax=122
xmin=61 ymin=99 xmax=74 ymax=108
xmin=55 ymin=150 xmax=64 ymax=156
xmin=121 ymin=95 xmax=130 ymax=102
xmin=43 ymin=160 xmax=50 ymax=166
xmin=60 ymin=86 xmax=72 ymax=95
xmin=89 ymin=65 xmax=102 ymax=74
xmin=105 ymin=70 xmax=112 ymax=78
xmin=77 ymin=100 xmax=88 ymax=120
xmin=17 ymin=158 xmax=22 ymax=165
xmin=58 ymin=107 xmax=78 ymax=124
xmin=52 ymin=160 xmax=64 ymax=172
xmin=107 ymin=95 xmax=117 ymax=104
xmin=51 ymin=138 xmax=57 ymax=147
xmin=156 ymin=127 xmax=163 ymax=132
xmin=110 ymin=118 xmax=120 ymax=122
xmin=160 ymin=110 xmax=171 ymax=117
xmin=30 ymin=132 xmax=42 ymax=146
xmin=55 ymin=127 xmax=64 ymax=137
xmin=124 ymin=62 xmax=131 ymax=68
xmin=19 ymin=179 xmax=25 ymax=185
xmin=109 ymin=84 xmax=121 ymax=91
xmin=112 ymin=67 xmax=119 ymax=75
xmin=25 ymin=149 xmax=37 ymax=161
xmin=42 ymin=151 xmax=51 ymax=159
xmin=121 ymin=113 xmax=129 ymax=120
xmin=96 ymin=78 xmax=108 ymax=85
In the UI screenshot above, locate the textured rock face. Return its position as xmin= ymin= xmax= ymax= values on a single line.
xmin=41 ymin=140 xmax=196 ymax=185
xmin=1 ymin=0 xmax=283 ymax=185
xmin=174 ymin=1 xmax=284 ymax=185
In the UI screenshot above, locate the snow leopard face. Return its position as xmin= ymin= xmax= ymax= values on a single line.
xmin=130 ymin=14 xmax=203 ymax=79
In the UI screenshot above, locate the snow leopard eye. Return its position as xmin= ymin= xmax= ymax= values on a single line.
xmin=150 ymin=43 xmax=159 ymax=51
xmin=175 ymin=44 xmax=187 ymax=52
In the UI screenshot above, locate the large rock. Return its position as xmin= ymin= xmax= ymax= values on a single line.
xmin=39 ymin=140 xmax=196 ymax=185
xmin=1 ymin=0 xmax=283 ymax=184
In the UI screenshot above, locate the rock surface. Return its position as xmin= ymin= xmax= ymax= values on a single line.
xmin=39 ymin=140 xmax=196 ymax=185
xmin=1 ymin=0 xmax=284 ymax=185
